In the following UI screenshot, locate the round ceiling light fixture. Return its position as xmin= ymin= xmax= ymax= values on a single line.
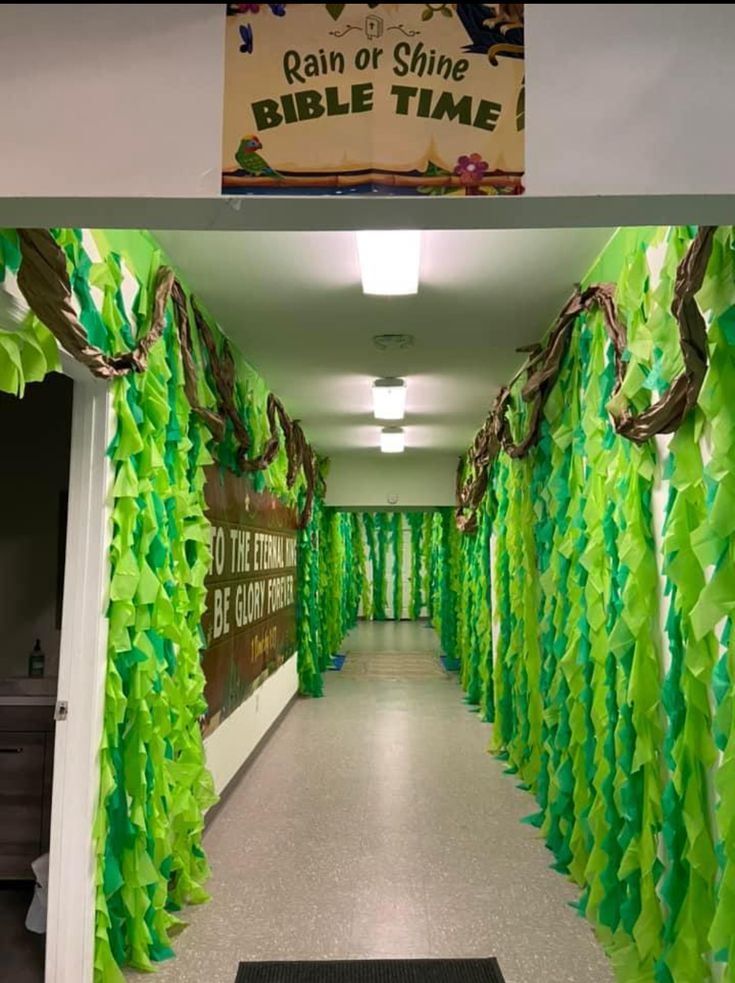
xmin=372 ymin=377 xmax=406 ymax=420
xmin=380 ymin=426 xmax=405 ymax=454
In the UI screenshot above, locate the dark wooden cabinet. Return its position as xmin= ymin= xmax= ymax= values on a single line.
xmin=0 ymin=704 xmax=55 ymax=880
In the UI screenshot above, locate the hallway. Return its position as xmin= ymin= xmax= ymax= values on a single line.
xmin=140 ymin=623 xmax=612 ymax=983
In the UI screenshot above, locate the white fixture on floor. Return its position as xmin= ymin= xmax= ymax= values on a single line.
xmin=372 ymin=378 xmax=406 ymax=420
xmin=380 ymin=426 xmax=405 ymax=453
xmin=357 ymin=231 xmax=421 ymax=295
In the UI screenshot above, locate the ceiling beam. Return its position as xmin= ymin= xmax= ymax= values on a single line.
xmin=1 ymin=195 xmax=735 ymax=232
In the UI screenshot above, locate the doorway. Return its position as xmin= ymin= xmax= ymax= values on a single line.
xmin=0 ymin=359 xmax=111 ymax=983
xmin=0 ymin=373 xmax=72 ymax=982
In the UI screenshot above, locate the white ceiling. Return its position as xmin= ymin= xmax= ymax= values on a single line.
xmin=155 ymin=228 xmax=612 ymax=459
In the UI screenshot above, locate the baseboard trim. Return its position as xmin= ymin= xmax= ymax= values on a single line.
xmin=204 ymin=692 xmax=299 ymax=831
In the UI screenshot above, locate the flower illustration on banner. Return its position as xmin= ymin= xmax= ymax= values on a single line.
xmin=227 ymin=3 xmax=287 ymax=14
xmin=454 ymin=153 xmax=489 ymax=194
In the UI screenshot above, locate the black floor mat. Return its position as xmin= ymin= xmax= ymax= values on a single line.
xmin=236 ymin=958 xmax=506 ymax=982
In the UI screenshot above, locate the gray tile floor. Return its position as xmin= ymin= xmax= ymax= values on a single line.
xmin=130 ymin=623 xmax=613 ymax=983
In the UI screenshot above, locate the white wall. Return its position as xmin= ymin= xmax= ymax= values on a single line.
xmin=0 ymin=4 xmax=223 ymax=197
xmin=325 ymin=453 xmax=457 ymax=507
xmin=1 ymin=4 xmax=734 ymax=199
xmin=203 ymin=655 xmax=298 ymax=797
xmin=0 ymin=374 xmax=73 ymax=678
xmin=526 ymin=4 xmax=735 ymax=196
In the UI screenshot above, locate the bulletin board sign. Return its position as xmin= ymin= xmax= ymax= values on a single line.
xmin=201 ymin=467 xmax=297 ymax=737
xmin=222 ymin=3 xmax=524 ymax=196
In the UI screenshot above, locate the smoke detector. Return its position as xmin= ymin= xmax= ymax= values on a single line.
xmin=372 ymin=333 xmax=414 ymax=351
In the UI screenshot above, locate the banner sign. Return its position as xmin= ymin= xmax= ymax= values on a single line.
xmin=201 ymin=467 xmax=297 ymax=737
xmin=222 ymin=3 xmax=524 ymax=196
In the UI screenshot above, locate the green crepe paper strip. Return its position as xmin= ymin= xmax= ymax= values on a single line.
xmin=353 ymin=513 xmax=371 ymax=620
xmin=456 ymin=491 xmax=493 ymax=713
xmin=491 ymin=452 xmax=514 ymax=753
xmin=391 ymin=512 xmax=403 ymax=619
xmin=457 ymin=533 xmax=472 ymax=694
xmin=475 ymin=493 xmax=495 ymax=722
xmin=658 ymin=421 xmax=717 ymax=983
xmin=695 ymin=228 xmax=735 ymax=978
xmin=0 ymin=229 xmax=62 ymax=394
xmin=407 ymin=512 xmax=424 ymax=619
xmin=422 ymin=512 xmax=433 ymax=618
xmin=579 ymin=310 xmax=625 ymax=944
xmin=500 ymin=394 xmax=543 ymax=789
xmin=428 ymin=514 xmax=439 ymax=634
xmin=556 ymin=321 xmax=594 ymax=888
xmin=362 ymin=513 xmax=381 ymax=620
xmin=428 ymin=509 xmax=460 ymax=660
xmin=535 ymin=334 xmax=576 ymax=874
xmin=319 ymin=507 xmax=358 ymax=665
xmin=97 ymin=287 xmax=219 ymax=979
xmin=528 ymin=415 xmax=554 ymax=824
xmin=374 ymin=512 xmax=389 ymax=621
xmin=313 ymin=508 xmax=359 ymax=665
xmin=350 ymin=513 xmax=361 ymax=618
xmin=319 ymin=508 xmax=344 ymax=664
xmin=651 ymin=227 xmax=719 ymax=983
xmin=296 ymin=497 xmax=324 ymax=698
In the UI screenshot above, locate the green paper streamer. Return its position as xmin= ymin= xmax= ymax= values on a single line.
xmin=407 ymin=512 xmax=424 ymax=619
xmin=391 ymin=512 xmax=403 ymax=620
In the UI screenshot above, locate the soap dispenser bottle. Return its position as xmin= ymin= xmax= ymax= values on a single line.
xmin=28 ymin=639 xmax=45 ymax=678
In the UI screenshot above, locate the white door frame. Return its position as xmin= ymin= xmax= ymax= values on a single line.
xmin=45 ymin=350 xmax=112 ymax=983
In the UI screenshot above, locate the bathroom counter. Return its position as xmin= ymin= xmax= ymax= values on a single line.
xmin=0 ymin=698 xmax=55 ymax=879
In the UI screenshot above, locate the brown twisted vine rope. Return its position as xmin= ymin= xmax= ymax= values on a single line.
xmin=456 ymin=225 xmax=716 ymax=534
xmin=15 ymin=228 xmax=318 ymax=528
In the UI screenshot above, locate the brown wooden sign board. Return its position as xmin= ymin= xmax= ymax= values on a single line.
xmin=201 ymin=466 xmax=297 ymax=737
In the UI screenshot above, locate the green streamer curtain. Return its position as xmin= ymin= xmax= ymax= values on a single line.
xmin=456 ymin=489 xmax=493 ymax=715
xmin=328 ymin=511 xmax=453 ymax=629
xmin=296 ymin=499 xmax=324 ymax=698
xmin=428 ymin=509 xmax=460 ymax=663
xmin=391 ymin=512 xmax=403 ymax=619
xmin=474 ymin=225 xmax=735 ymax=982
xmin=406 ymin=512 xmax=424 ymax=618
xmin=374 ymin=512 xmax=389 ymax=620
xmin=0 ymin=226 xmax=327 ymax=979
xmin=352 ymin=512 xmax=371 ymax=619
xmin=422 ymin=512 xmax=433 ymax=618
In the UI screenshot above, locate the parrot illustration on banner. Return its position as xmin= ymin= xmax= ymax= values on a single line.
xmin=235 ymin=135 xmax=283 ymax=178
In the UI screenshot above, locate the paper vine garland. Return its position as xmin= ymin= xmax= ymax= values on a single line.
xmin=15 ymin=228 xmax=319 ymax=527
xmin=456 ymin=226 xmax=716 ymax=533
